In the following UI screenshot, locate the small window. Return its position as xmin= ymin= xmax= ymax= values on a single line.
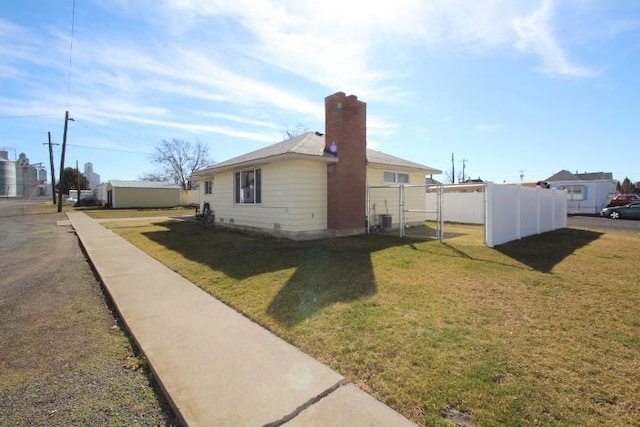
xmin=383 ymin=171 xmax=410 ymax=184
xmin=204 ymin=180 xmax=212 ymax=195
xmin=563 ymin=185 xmax=586 ymax=201
xmin=235 ymin=168 xmax=261 ymax=204
xmin=383 ymin=171 xmax=396 ymax=182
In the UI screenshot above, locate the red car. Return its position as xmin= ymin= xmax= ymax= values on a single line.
xmin=607 ymin=194 xmax=640 ymax=207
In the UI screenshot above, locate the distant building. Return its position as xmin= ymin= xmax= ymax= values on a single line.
xmin=0 ymin=150 xmax=17 ymax=197
xmin=104 ymin=180 xmax=181 ymax=208
xmin=84 ymin=162 xmax=101 ymax=189
xmin=16 ymin=153 xmax=42 ymax=197
xmin=546 ymin=170 xmax=616 ymax=215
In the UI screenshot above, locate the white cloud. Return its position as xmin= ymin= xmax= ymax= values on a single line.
xmin=197 ymin=112 xmax=281 ymax=130
xmin=91 ymin=111 xmax=276 ymax=142
xmin=156 ymin=0 xmax=598 ymax=94
xmin=511 ymin=0 xmax=598 ymax=77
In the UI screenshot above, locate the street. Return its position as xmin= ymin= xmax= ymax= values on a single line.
xmin=0 ymin=199 xmax=177 ymax=426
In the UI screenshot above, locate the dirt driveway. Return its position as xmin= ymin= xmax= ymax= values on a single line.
xmin=0 ymin=200 xmax=177 ymax=426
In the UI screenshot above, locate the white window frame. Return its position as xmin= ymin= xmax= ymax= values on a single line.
xmin=383 ymin=171 xmax=410 ymax=184
xmin=204 ymin=180 xmax=212 ymax=195
xmin=563 ymin=185 xmax=586 ymax=201
xmin=234 ymin=168 xmax=262 ymax=205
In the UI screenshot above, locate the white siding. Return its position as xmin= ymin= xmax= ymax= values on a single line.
xmin=549 ymin=180 xmax=617 ymax=215
xmin=206 ymin=159 xmax=327 ymax=235
xmin=367 ymin=168 xmax=428 ymax=226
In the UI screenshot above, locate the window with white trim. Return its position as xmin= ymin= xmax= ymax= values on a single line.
xmin=563 ymin=185 xmax=586 ymax=201
xmin=383 ymin=171 xmax=410 ymax=184
xmin=204 ymin=180 xmax=212 ymax=195
xmin=235 ymin=168 xmax=261 ymax=204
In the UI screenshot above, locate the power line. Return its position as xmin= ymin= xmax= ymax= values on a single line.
xmin=73 ymin=118 xmax=159 ymax=142
xmin=0 ymin=114 xmax=58 ymax=120
xmin=66 ymin=143 xmax=149 ymax=155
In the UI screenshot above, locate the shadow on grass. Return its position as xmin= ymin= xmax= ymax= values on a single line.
xmin=141 ymin=221 xmax=403 ymax=327
xmin=494 ymin=227 xmax=603 ymax=273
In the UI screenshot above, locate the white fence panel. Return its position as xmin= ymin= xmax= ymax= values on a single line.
xmin=181 ymin=189 xmax=200 ymax=205
xmin=486 ymin=183 xmax=567 ymax=247
xmin=426 ymin=191 xmax=484 ymax=224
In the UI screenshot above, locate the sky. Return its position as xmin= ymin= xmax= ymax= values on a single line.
xmin=1 ymin=0 xmax=639 ymax=184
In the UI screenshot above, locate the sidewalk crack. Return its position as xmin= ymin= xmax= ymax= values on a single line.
xmin=262 ymin=379 xmax=349 ymax=427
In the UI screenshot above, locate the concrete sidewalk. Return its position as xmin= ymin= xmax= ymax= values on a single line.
xmin=66 ymin=212 xmax=417 ymax=427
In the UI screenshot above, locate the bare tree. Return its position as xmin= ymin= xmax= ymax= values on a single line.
xmin=138 ymin=172 xmax=169 ymax=182
xmin=282 ymin=123 xmax=309 ymax=140
xmin=150 ymin=138 xmax=212 ymax=190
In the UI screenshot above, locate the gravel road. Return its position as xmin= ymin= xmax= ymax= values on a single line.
xmin=0 ymin=199 xmax=178 ymax=426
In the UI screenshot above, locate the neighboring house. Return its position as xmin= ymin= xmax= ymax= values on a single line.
xmin=105 ymin=180 xmax=181 ymax=208
xmin=191 ymin=92 xmax=442 ymax=240
xmin=545 ymin=170 xmax=616 ymax=215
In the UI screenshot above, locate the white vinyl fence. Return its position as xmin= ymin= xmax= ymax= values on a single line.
xmin=426 ymin=187 xmax=485 ymax=224
xmin=181 ymin=189 xmax=200 ymax=206
xmin=485 ymin=183 xmax=567 ymax=247
xmin=370 ymin=183 xmax=567 ymax=247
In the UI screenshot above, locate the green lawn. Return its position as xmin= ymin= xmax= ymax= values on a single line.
xmin=108 ymin=219 xmax=640 ymax=426
xmin=82 ymin=206 xmax=195 ymax=219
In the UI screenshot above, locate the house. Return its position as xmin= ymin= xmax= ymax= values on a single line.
xmin=104 ymin=180 xmax=181 ymax=208
xmin=545 ymin=170 xmax=616 ymax=215
xmin=191 ymin=92 xmax=442 ymax=240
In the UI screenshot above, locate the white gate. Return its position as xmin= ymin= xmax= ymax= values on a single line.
xmin=367 ymin=184 xmax=443 ymax=240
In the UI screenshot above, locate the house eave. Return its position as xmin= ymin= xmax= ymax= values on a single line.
xmin=192 ymin=153 xmax=338 ymax=179
xmin=367 ymin=161 xmax=442 ymax=175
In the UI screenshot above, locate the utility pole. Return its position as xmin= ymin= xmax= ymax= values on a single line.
xmin=57 ymin=111 xmax=73 ymax=213
xmin=44 ymin=132 xmax=59 ymax=204
xmin=519 ymin=170 xmax=525 ymax=184
xmin=76 ymin=160 xmax=80 ymax=201
xmin=451 ymin=153 xmax=455 ymax=184
xmin=460 ymin=158 xmax=468 ymax=183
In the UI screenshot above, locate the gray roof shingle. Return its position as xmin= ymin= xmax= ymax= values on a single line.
xmin=109 ymin=180 xmax=181 ymax=189
xmin=194 ymin=132 xmax=441 ymax=176
xmin=546 ymin=170 xmax=613 ymax=182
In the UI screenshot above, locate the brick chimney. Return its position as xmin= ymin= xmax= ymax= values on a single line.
xmin=325 ymin=92 xmax=367 ymax=236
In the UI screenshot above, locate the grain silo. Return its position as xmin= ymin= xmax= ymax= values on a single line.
xmin=0 ymin=151 xmax=17 ymax=197
xmin=16 ymin=152 xmax=39 ymax=197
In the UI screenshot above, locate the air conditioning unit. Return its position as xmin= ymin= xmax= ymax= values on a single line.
xmin=379 ymin=214 xmax=392 ymax=229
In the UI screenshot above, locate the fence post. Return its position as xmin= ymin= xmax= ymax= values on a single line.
xmin=485 ymin=183 xmax=493 ymax=247
xmin=399 ymin=185 xmax=405 ymax=238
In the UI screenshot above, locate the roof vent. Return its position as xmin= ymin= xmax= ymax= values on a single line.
xmin=315 ymin=131 xmax=324 ymax=136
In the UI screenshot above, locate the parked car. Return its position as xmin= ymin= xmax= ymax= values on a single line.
xmin=607 ymin=194 xmax=640 ymax=207
xmin=601 ymin=203 xmax=640 ymax=220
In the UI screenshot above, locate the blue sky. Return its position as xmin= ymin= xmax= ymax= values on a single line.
xmin=1 ymin=0 xmax=639 ymax=184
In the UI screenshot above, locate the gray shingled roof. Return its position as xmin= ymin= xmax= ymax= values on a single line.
xmin=109 ymin=180 xmax=181 ymax=189
xmin=193 ymin=132 xmax=441 ymax=176
xmin=546 ymin=170 xmax=613 ymax=182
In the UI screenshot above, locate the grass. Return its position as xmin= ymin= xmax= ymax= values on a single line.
xmin=107 ymin=219 xmax=640 ymax=426
xmin=82 ymin=206 xmax=195 ymax=219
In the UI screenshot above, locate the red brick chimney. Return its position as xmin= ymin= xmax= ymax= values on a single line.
xmin=325 ymin=92 xmax=367 ymax=236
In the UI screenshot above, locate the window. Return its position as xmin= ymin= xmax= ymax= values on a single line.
xmin=204 ymin=180 xmax=212 ymax=195
xmin=563 ymin=185 xmax=586 ymax=201
xmin=235 ymin=168 xmax=261 ymax=204
xmin=383 ymin=171 xmax=395 ymax=182
xmin=383 ymin=171 xmax=410 ymax=184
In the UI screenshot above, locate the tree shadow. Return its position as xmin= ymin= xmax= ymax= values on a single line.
xmin=140 ymin=221 xmax=401 ymax=327
xmin=493 ymin=228 xmax=603 ymax=273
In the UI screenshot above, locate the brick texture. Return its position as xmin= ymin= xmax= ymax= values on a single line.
xmin=325 ymin=92 xmax=367 ymax=234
